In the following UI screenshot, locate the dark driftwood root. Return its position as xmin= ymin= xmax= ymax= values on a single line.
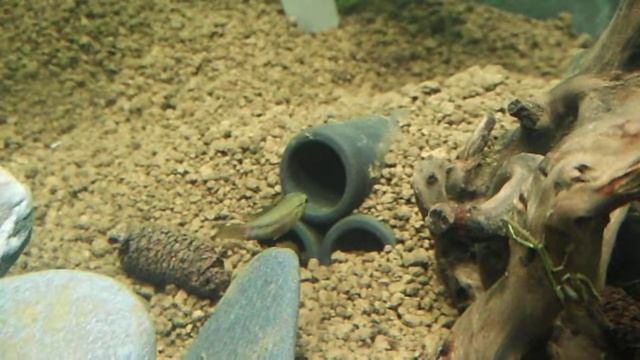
xmin=607 ymin=202 xmax=640 ymax=299
xmin=112 ymin=224 xmax=235 ymax=300
xmin=413 ymin=1 xmax=640 ymax=358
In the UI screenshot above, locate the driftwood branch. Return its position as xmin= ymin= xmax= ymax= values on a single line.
xmin=576 ymin=0 xmax=640 ymax=75
xmin=413 ymin=1 xmax=640 ymax=357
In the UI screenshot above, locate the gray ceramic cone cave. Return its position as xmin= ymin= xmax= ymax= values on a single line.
xmin=319 ymin=214 xmax=396 ymax=265
xmin=280 ymin=115 xmax=398 ymax=226
xmin=275 ymin=221 xmax=322 ymax=265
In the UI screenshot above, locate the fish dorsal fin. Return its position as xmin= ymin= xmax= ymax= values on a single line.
xmin=246 ymin=194 xmax=284 ymax=221
xmin=212 ymin=194 xmax=285 ymax=226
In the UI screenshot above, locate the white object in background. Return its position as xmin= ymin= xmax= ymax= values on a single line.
xmin=281 ymin=0 xmax=340 ymax=33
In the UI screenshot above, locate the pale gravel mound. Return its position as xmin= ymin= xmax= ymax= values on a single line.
xmin=0 ymin=0 xmax=583 ymax=358
xmin=0 ymin=0 xmax=584 ymax=145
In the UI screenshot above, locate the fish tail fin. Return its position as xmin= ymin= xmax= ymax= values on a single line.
xmin=216 ymin=223 xmax=248 ymax=240
xmin=274 ymin=240 xmax=301 ymax=255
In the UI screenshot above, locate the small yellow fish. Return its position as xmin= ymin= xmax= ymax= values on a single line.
xmin=217 ymin=192 xmax=307 ymax=241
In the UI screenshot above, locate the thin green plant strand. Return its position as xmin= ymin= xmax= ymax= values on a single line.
xmin=502 ymin=216 xmax=600 ymax=305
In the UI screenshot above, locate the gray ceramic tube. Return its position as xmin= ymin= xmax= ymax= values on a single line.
xmin=274 ymin=221 xmax=322 ymax=266
xmin=279 ymin=115 xmax=398 ymax=226
xmin=318 ymin=214 xmax=396 ymax=265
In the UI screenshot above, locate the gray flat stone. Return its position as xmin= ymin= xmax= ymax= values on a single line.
xmin=0 ymin=270 xmax=156 ymax=360
xmin=184 ymin=248 xmax=300 ymax=360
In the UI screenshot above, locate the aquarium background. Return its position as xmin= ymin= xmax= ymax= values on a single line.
xmin=479 ymin=0 xmax=618 ymax=36
xmin=0 ymin=0 xmax=637 ymax=359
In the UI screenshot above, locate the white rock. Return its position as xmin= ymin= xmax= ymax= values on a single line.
xmin=0 ymin=167 xmax=33 ymax=276
xmin=281 ymin=0 xmax=339 ymax=33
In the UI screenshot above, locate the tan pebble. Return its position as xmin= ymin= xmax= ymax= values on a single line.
xmin=401 ymin=313 xmax=426 ymax=328
xmin=388 ymin=293 xmax=404 ymax=309
xmin=373 ymin=334 xmax=392 ymax=351
xmin=191 ymin=310 xmax=206 ymax=321
xmin=244 ymin=178 xmax=261 ymax=192
xmin=332 ymin=322 xmax=355 ymax=340
xmin=403 ymin=284 xmax=421 ymax=297
xmin=362 ymin=252 xmax=377 ymax=262
xmin=317 ymin=289 xmax=331 ymax=305
xmin=416 ymin=275 xmax=431 ymax=286
xmin=198 ymin=164 xmax=216 ymax=182
xmin=300 ymin=282 xmax=318 ymax=307
xmin=336 ymin=280 xmax=351 ymax=294
xmin=134 ymin=283 xmax=155 ymax=301
xmin=357 ymin=276 xmax=372 ymax=288
xmin=420 ymin=297 xmax=434 ymax=311
xmin=404 ymin=296 xmax=420 ymax=308
xmin=373 ymin=301 xmax=386 ymax=315
xmin=325 ymin=348 xmax=351 ymax=360
xmin=335 ymin=305 xmax=353 ymax=319
xmin=90 ymin=237 xmax=112 ymax=258
xmin=435 ymin=314 xmax=456 ymax=328
xmin=266 ymin=173 xmax=279 ymax=187
xmin=407 ymin=146 xmax=420 ymax=158
xmin=156 ymin=317 xmax=173 ymax=336
xmin=388 ymin=282 xmax=404 ymax=294
xmin=419 ymin=80 xmax=441 ymax=94
xmin=225 ymin=253 xmax=243 ymax=270
xmin=440 ymin=303 xmax=459 ymax=317
xmin=307 ymin=258 xmax=320 ymax=271
xmin=393 ymin=207 xmax=412 ymax=221
xmin=386 ymin=326 xmax=404 ymax=342
xmin=300 ymin=282 xmax=315 ymax=301
xmin=402 ymin=248 xmax=430 ymax=267
xmin=380 ymin=193 xmax=395 ymax=204
xmin=158 ymin=294 xmax=175 ymax=310
xmin=173 ymin=289 xmax=188 ymax=307
xmin=356 ymin=298 xmax=374 ymax=315
xmin=403 ymin=241 xmax=416 ymax=252
xmin=300 ymin=267 xmax=313 ymax=281
xmin=424 ymin=331 xmax=450 ymax=359
xmin=311 ymin=265 xmax=331 ymax=281
xmin=378 ymin=263 xmax=392 ymax=274
xmin=352 ymin=325 xmax=376 ymax=342
xmin=330 ymin=251 xmax=348 ymax=263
